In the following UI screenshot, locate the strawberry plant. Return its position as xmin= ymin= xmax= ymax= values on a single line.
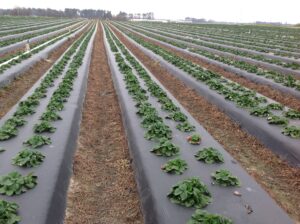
xmin=176 ymin=121 xmax=195 ymax=132
xmin=5 ymin=117 xmax=26 ymax=127
xmin=14 ymin=105 xmax=36 ymax=116
xmin=187 ymin=134 xmax=201 ymax=145
xmin=284 ymin=109 xmax=300 ymax=119
xmin=19 ymin=98 xmax=40 ymax=107
xmin=0 ymin=172 xmax=37 ymax=196
xmin=282 ymin=126 xmax=300 ymax=138
xmin=212 ymin=169 xmax=240 ymax=187
xmin=267 ymin=115 xmax=288 ymax=126
xmin=0 ymin=123 xmax=18 ymax=141
xmin=141 ymin=114 xmax=163 ymax=128
xmin=24 ymin=135 xmax=52 ymax=148
xmin=144 ymin=122 xmax=172 ymax=140
xmin=168 ymin=177 xmax=211 ymax=208
xmin=250 ymin=106 xmax=271 ymax=117
xmin=34 ymin=121 xmax=56 ymax=133
xmin=40 ymin=110 xmax=62 ymax=121
xmin=195 ymin=147 xmax=224 ymax=164
xmin=267 ymin=103 xmax=284 ymax=110
xmin=187 ymin=209 xmax=233 ymax=224
xmin=161 ymin=99 xmax=179 ymax=112
xmin=136 ymin=102 xmax=157 ymax=116
xmin=151 ymin=138 xmax=180 ymax=156
xmin=0 ymin=200 xmax=21 ymax=224
xmin=12 ymin=149 xmax=45 ymax=168
xmin=161 ymin=158 xmax=188 ymax=174
xmin=166 ymin=111 xmax=187 ymax=122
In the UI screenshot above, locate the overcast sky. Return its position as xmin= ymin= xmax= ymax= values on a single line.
xmin=1 ymin=0 xmax=300 ymax=24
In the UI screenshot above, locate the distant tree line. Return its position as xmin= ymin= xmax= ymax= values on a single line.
xmin=0 ymin=7 xmax=112 ymax=19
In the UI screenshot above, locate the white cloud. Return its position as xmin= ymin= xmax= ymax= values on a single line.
xmin=1 ymin=0 xmax=300 ymax=24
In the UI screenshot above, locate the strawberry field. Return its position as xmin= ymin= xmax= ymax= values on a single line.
xmin=0 ymin=16 xmax=299 ymax=224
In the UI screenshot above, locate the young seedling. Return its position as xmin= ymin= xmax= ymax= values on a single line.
xmin=195 ymin=147 xmax=224 ymax=164
xmin=141 ymin=114 xmax=163 ymax=128
xmin=161 ymin=158 xmax=188 ymax=175
xmin=24 ymin=135 xmax=51 ymax=148
xmin=168 ymin=177 xmax=211 ymax=208
xmin=151 ymin=138 xmax=180 ymax=157
xmin=0 ymin=147 xmax=5 ymax=153
xmin=282 ymin=125 xmax=300 ymax=138
xmin=0 ymin=123 xmax=18 ymax=140
xmin=165 ymin=111 xmax=187 ymax=122
xmin=211 ymin=169 xmax=240 ymax=187
xmin=250 ymin=106 xmax=270 ymax=117
xmin=12 ymin=149 xmax=45 ymax=168
xmin=40 ymin=110 xmax=62 ymax=121
xmin=187 ymin=209 xmax=233 ymax=224
xmin=187 ymin=134 xmax=201 ymax=145
xmin=284 ymin=109 xmax=300 ymax=119
xmin=34 ymin=121 xmax=56 ymax=133
xmin=176 ymin=121 xmax=195 ymax=132
xmin=144 ymin=122 xmax=172 ymax=140
xmin=5 ymin=116 xmax=26 ymax=127
xmin=0 ymin=172 xmax=37 ymax=196
xmin=0 ymin=200 xmax=21 ymax=224
xmin=267 ymin=115 xmax=288 ymax=126
xmin=267 ymin=103 xmax=284 ymax=111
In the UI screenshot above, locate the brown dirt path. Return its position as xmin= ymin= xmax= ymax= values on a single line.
xmin=110 ymin=25 xmax=300 ymax=222
xmin=64 ymin=23 xmax=143 ymax=224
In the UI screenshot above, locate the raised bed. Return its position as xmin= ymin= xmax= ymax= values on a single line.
xmin=118 ymin=22 xmax=300 ymax=77
xmin=0 ymin=20 xmax=78 ymax=41
xmin=103 ymin=24 xmax=293 ymax=224
xmin=115 ymin=23 xmax=300 ymax=100
xmin=0 ymin=25 xmax=96 ymax=224
xmin=0 ymin=23 xmax=89 ymax=88
xmin=111 ymin=24 xmax=300 ymax=166
xmin=0 ymin=21 xmax=86 ymax=56
xmin=126 ymin=22 xmax=300 ymax=61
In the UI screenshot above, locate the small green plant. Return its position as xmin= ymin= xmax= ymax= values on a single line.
xmin=250 ymin=106 xmax=270 ymax=117
xmin=5 ymin=117 xmax=26 ymax=127
xmin=267 ymin=103 xmax=283 ymax=110
xmin=166 ymin=111 xmax=187 ymax=122
xmin=176 ymin=121 xmax=195 ymax=132
xmin=161 ymin=158 xmax=188 ymax=174
xmin=12 ymin=149 xmax=45 ymax=168
xmin=34 ymin=121 xmax=56 ymax=133
xmin=144 ymin=122 xmax=172 ymax=140
xmin=141 ymin=114 xmax=162 ymax=128
xmin=187 ymin=134 xmax=201 ymax=145
xmin=168 ymin=178 xmax=211 ymax=208
xmin=267 ymin=115 xmax=288 ymax=126
xmin=151 ymin=138 xmax=180 ymax=156
xmin=187 ymin=209 xmax=233 ymax=224
xmin=282 ymin=126 xmax=300 ymax=138
xmin=161 ymin=100 xmax=179 ymax=112
xmin=0 ymin=172 xmax=37 ymax=196
xmin=40 ymin=110 xmax=62 ymax=121
xmin=14 ymin=105 xmax=36 ymax=116
xmin=0 ymin=147 xmax=5 ymax=153
xmin=136 ymin=102 xmax=156 ymax=116
xmin=0 ymin=200 xmax=21 ymax=224
xmin=195 ymin=147 xmax=224 ymax=164
xmin=0 ymin=123 xmax=18 ymax=140
xmin=284 ymin=109 xmax=300 ymax=119
xmin=212 ymin=169 xmax=240 ymax=187
xmin=24 ymin=135 xmax=51 ymax=148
